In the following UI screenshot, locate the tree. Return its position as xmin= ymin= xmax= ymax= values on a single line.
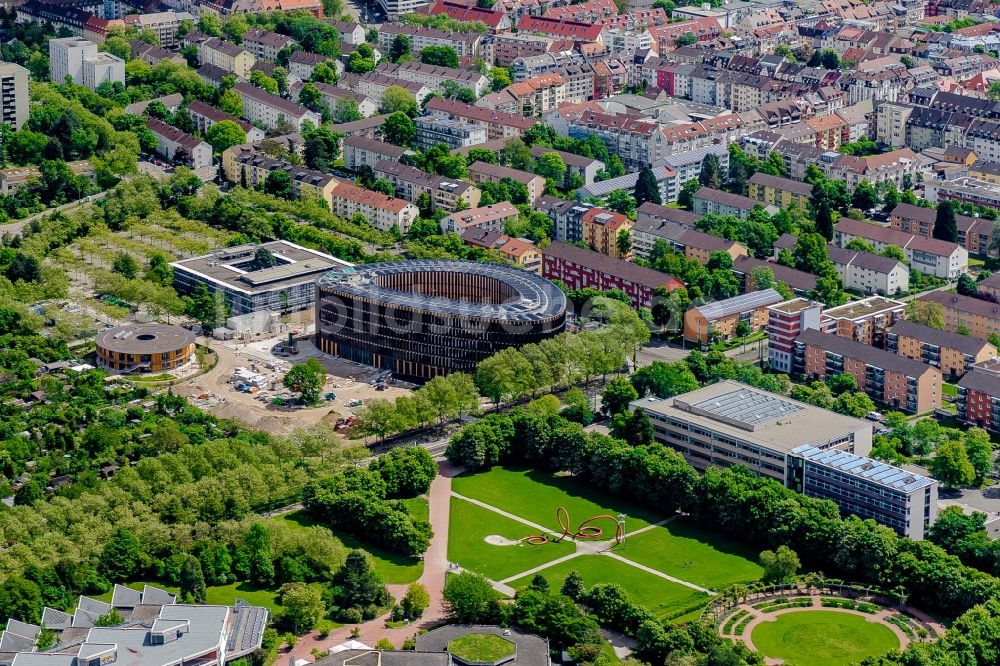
xmin=616 ymin=229 xmax=631 ymax=258
xmin=535 ymin=151 xmax=567 ymax=184
xmin=205 ymin=120 xmax=246 ymax=154
xmin=111 ymin=251 xmax=139 ymax=279
xmin=605 ymin=189 xmax=636 ymax=217
xmin=281 ymin=583 xmax=325 ymax=633
xmin=958 ymin=273 xmax=978 ymax=296
xmin=185 ymin=283 xmax=230 ymax=331
xmin=421 ymin=46 xmax=459 ymax=68
xmin=933 ymin=200 xmax=958 ymax=243
xmin=964 ymin=428 xmax=994 ymax=484
xmin=332 ymin=95 xmax=362 ymax=123
xmin=852 ymin=180 xmax=879 ymax=211
xmin=759 ymin=545 xmax=800 ymax=582
xmin=881 ymin=245 xmax=906 ymax=261
xmin=390 ymin=35 xmax=411 ymax=62
xmin=815 ymin=200 xmax=835 ymax=241
xmin=675 ymin=31 xmax=697 ymax=46
xmin=264 ymin=170 xmax=295 ymax=200
xmin=179 ymin=555 xmax=207 ymax=603
xmin=634 ymin=166 xmax=662 ymax=206
xmin=99 ymin=527 xmax=144 ymax=582
xmin=561 ymin=570 xmax=585 ymax=600
xmin=382 ymin=111 xmax=416 ymax=147
xmin=243 ymin=523 xmax=275 ymax=586
xmin=402 ymin=583 xmax=430 ymax=618
xmin=490 ymin=66 xmax=511 ymax=91
xmin=283 ymin=358 xmax=326 ymax=405
xmin=930 ymin=440 xmax=977 ymax=489
xmin=218 ymin=88 xmax=243 ymax=116
xmin=380 ymin=86 xmax=417 ymax=116
xmin=601 ymin=377 xmax=639 ymax=417
xmin=346 ymin=43 xmax=377 ymax=73
xmin=443 ymin=572 xmax=501 ymax=624
xmin=699 ymin=153 xmax=722 ymax=189
xmin=0 ymin=578 xmax=43 ymax=624
xmin=793 ymin=232 xmax=829 ymax=273
xmin=369 ymin=446 xmax=437 ymax=497
xmin=94 ymin=609 xmax=125 ymax=627
xmin=610 ymin=409 xmax=653 ymax=445
xmin=631 ymin=361 xmax=699 ymax=399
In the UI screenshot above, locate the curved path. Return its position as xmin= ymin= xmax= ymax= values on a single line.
xmin=283 ymin=463 xmax=457 ymax=661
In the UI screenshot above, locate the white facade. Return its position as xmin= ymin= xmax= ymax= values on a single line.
xmin=49 ymin=37 xmax=124 ymax=91
xmin=82 ymin=52 xmax=125 ymax=90
xmin=0 ymin=62 xmax=29 ymax=130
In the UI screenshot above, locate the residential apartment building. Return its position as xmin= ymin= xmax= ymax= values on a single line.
xmin=0 ymin=160 xmax=94 ymax=195
xmin=733 ymin=257 xmax=818 ymax=296
xmin=577 ymin=166 xmax=680 ymax=206
xmin=794 ymin=328 xmax=942 ymax=414
xmin=376 ymin=24 xmax=482 ymax=58
xmin=234 ymin=152 xmax=337 ymax=206
xmin=233 ymin=83 xmax=321 ymax=130
xmin=0 ymin=62 xmax=28 ymax=130
xmin=122 ymin=11 xmax=193 ymax=47
xmin=630 ymin=214 xmax=745 ymax=265
xmin=49 ymin=37 xmax=123 ymax=90
xmin=340 ymin=72 xmax=432 ymax=106
xmin=821 ymin=296 xmax=906 ymax=347
xmin=414 ymin=116 xmax=487 ymax=151
xmin=242 ymin=29 xmax=294 ymax=63
xmin=767 ymin=298 xmax=823 ymax=374
xmin=301 ymin=82 xmax=377 ymax=118
xmin=343 ymin=136 xmax=413 ymax=172
xmin=788 ymin=445 xmax=937 ymax=540
xmin=330 ymin=181 xmax=418 ymax=233
xmin=529 ymin=146 xmax=603 ymax=187
xmin=541 ymin=241 xmax=683 ymax=310
xmin=468 ymin=161 xmax=545 ymax=203
xmin=375 ymin=61 xmax=488 ymax=97
xmin=535 ymin=196 xmax=597 ymax=244
xmin=489 ymin=71 xmax=567 ymax=117
xmin=888 ymin=202 xmax=992 ymax=256
xmin=441 ymin=202 xmax=519 ymax=234
xmin=425 ymin=97 xmax=533 ymax=141
xmin=374 ymin=160 xmax=481 ymax=212
xmin=826 ymin=245 xmax=910 ymax=296
xmin=693 ymin=187 xmax=778 ymax=220
xmin=186 ymin=100 xmax=265 ymax=143
xmin=563 ymin=111 xmax=664 ymax=170
xmin=130 ymin=40 xmax=185 ymax=67
xmin=833 ymin=217 xmax=968 ymax=279
xmin=426 ymin=1 xmax=511 ymax=32
xmin=145 ymin=117 xmax=212 ymax=169
xmin=581 ymin=208 xmax=631 ymax=259
xmin=747 ymin=172 xmax=812 ymax=210
xmin=199 ymin=38 xmax=254 ymax=79
xmin=684 ymin=288 xmax=785 ymax=345
xmin=887 ymin=320 xmax=996 ymax=378
xmin=461 ymin=228 xmax=542 ymax=273
xmin=920 ymin=291 xmax=1000 ymax=341
xmin=629 ymin=381 xmax=873 ymax=486
xmin=957 ymin=361 xmax=1000 ymax=433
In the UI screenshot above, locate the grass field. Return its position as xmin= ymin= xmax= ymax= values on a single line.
xmin=452 ymin=468 xmax=659 ymax=532
xmin=448 ymin=498 xmax=575 ymax=580
xmin=95 ymin=581 xmax=284 ymax=614
xmin=508 ymin=555 xmax=709 ymax=618
xmin=751 ymin=611 xmax=900 ymax=666
xmin=621 ymin=521 xmax=763 ymax=590
xmin=277 ymin=509 xmax=424 ymax=584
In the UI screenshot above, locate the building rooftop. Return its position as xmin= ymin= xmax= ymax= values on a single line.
xmin=732 ymin=257 xmax=817 ymax=293
xmin=797 ymin=329 xmax=938 ymax=378
xmin=636 ymin=202 xmax=700 ymax=226
xmin=331 ymin=181 xmax=415 ymax=213
xmin=632 ymin=380 xmax=871 ymax=453
xmin=747 ymin=171 xmax=813 ymax=197
xmin=921 ymin=290 xmax=1000 ymax=320
xmin=769 ymin=297 xmax=821 ymax=315
xmin=542 ymin=241 xmax=683 ymax=292
xmin=468 ymin=161 xmax=540 ymax=186
xmin=232 ymin=82 xmax=313 ymax=119
xmin=695 ymin=288 xmax=784 ymax=320
xmin=792 ymin=445 xmax=936 ymax=493
xmin=96 ymin=324 xmax=195 ymax=355
xmin=694 ymin=186 xmax=761 ymax=210
xmin=889 ymin=320 xmax=994 ymax=356
xmin=959 ymin=364 xmax=1000 ymax=395
xmin=171 ymin=240 xmax=349 ymax=295
xmin=822 ymin=295 xmax=905 ymax=321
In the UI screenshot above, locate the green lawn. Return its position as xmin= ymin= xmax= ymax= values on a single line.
xmin=448 ymin=497 xmax=575 ymax=581
xmin=942 ymin=383 xmax=958 ymax=397
xmin=94 ymin=581 xmax=283 ymax=614
xmin=751 ymin=611 xmax=900 ymax=666
xmin=276 ymin=509 xmax=424 ymax=584
xmin=508 ymin=555 xmax=709 ymax=618
xmin=448 ymin=633 xmax=516 ymax=662
xmin=452 ymin=468 xmax=659 ymax=533
xmin=620 ymin=520 xmax=763 ymax=590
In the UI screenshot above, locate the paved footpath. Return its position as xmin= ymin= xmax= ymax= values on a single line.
xmin=283 ymin=464 xmax=456 ymax=661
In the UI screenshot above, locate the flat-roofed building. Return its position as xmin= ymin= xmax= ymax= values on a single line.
xmin=767 ymin=298 xmax=823 ymax=374
xmin=821 ymin=295 xmax=905 ymax=347
xmin=887 ymin=320 xmax=996 ymax=379
xmin=172 ymin=240 xmax=350 ymax=315
xmin=788 ymin=445 xmax=937 ymax=539
xmin=794 ymin=329 xmax=942 ymax=413
xmin=629 ymin=380 xmax=873 ymax=485
xmin=684 ymin=288 xmax=784 ymax=344
xmin=0 ymin=62 xmax=29 ymax=131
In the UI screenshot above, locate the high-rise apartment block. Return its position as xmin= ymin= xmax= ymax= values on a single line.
xmin=0 ymin=62 xmax=29 ymax=130
xmin=49 ymin=37 xmax=124 ymax=91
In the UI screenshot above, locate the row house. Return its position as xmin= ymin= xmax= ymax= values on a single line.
xmin=543 ymin=0 xmax=617 ymax=23
xmin=375 ymin=60 xmax=489 ymax=97
xmin=889 ymin=202 xmax=993 ymax=256
xmin=888 ymin=320 xmax=995 ymax=378
xmin=200 ymin=0 xmax=322 ymax=16
xmin=833 ymin=216 xmax=968 ymax=278
xmin=541 ymin=241 xmax=683 ymax=310
xmin=374 ymin=160 xmax=481 ymax=212
xmin=186 ymin=100 xmax=265 ymax=143
xmin=376 ymin=24 xmax=483 ymax=58
xmin=794 ymin=329 xmax=942 ymax=414
xmin=424 ymin=97 xmax=534 ymax=140
xmin=516 ymin=15 xmax=604 ymax=42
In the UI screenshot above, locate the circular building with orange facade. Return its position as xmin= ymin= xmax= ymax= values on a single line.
xmin=96 ymin=324 xmax=196 ymax=374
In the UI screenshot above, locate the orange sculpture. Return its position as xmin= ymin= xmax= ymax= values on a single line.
xmin=521 ymin=507 xmax=625 ymax=545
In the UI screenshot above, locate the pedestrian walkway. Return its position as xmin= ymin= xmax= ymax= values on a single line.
xmin=604 ymin=552 xmax=713 ymax=593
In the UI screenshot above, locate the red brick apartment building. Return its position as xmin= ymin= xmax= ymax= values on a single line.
xmin=542 ymin=241 xmax=682 ymax=309
xmin=794 ymin=329 xmax=942 ymax=414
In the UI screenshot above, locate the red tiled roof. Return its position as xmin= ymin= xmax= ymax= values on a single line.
xmin=428 ymin=1 xmax=505 ymax=28
xmin=516 ymin=15 xmax=604 ymax=41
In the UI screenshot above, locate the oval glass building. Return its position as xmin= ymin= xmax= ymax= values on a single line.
xmin=315 ymin=261 xmax=567 ymax=382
